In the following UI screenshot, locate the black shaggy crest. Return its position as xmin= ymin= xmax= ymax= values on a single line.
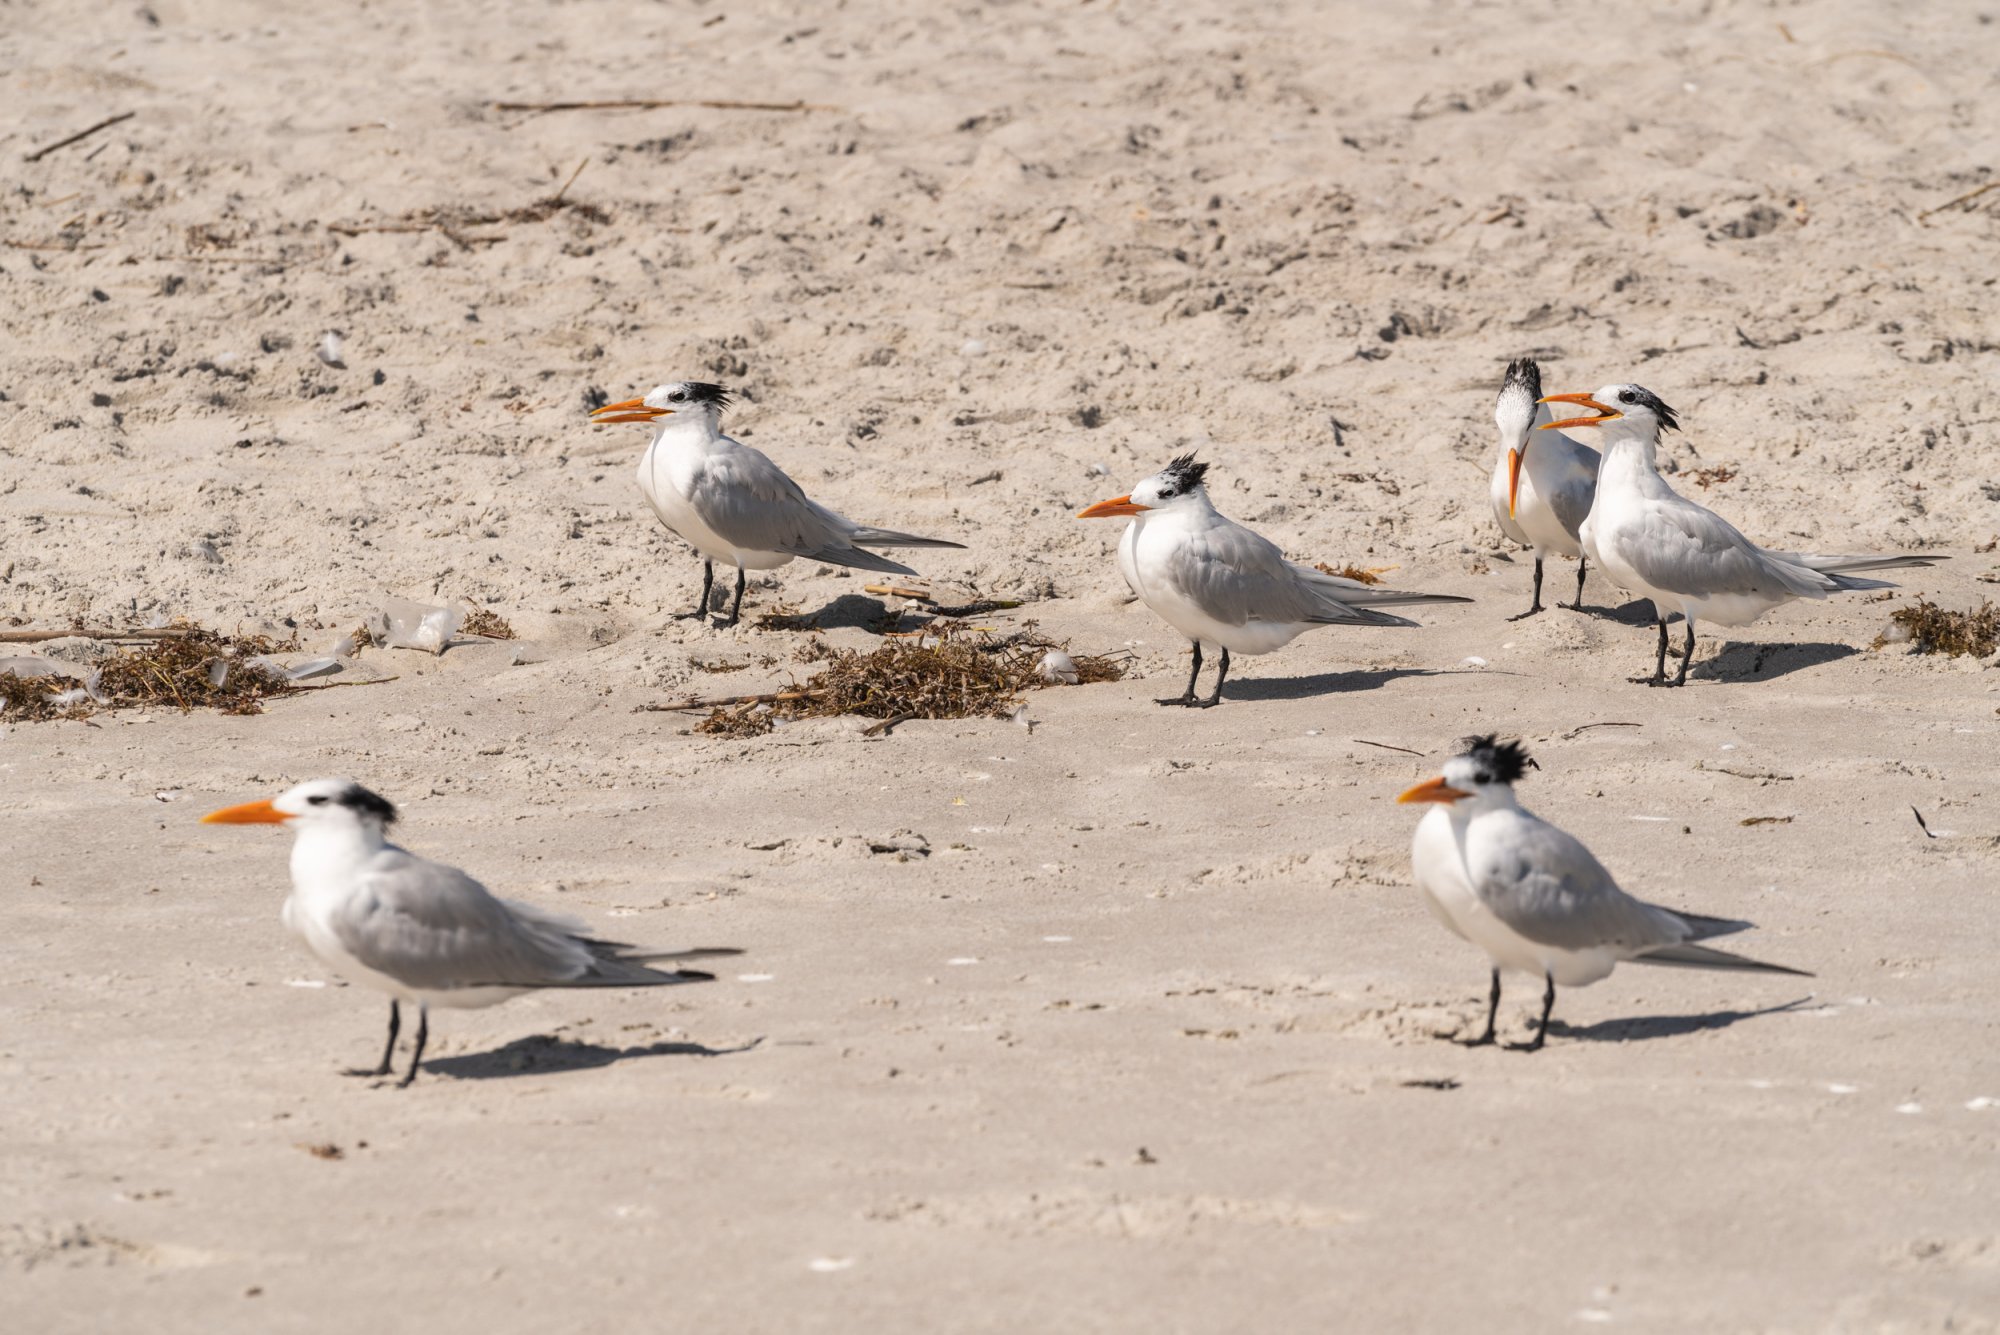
xmin=338 ymin=784 xmax=399 ymax=826
xmin=1623 ymin=385 xmax=1680 ymax=433
xmin=1161 ymin=451 xmax=1210 ymax=493
xmin=1460 ymin=734 xmax=1534 ymax=785
xmin=680 ymin=382 xmax=733 ymax=410
xmin=1503 ymin=357 xmax=1542 ymax=400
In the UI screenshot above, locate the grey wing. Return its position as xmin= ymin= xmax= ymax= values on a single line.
xmin=1170 ymin=525 xmax=1416 ymax=628
xmin=689 ymin=446 xmax=856 ymax=554
xmin=1626 ymin=498 xmax=1833 ymax=601
xmin=333 ymin=850 xmax=595 ymax=991
xmin=1474 ymin=820 xmax=1690 ymax=955
xmin=1544 ymin=441 xmax=1601 ymax=538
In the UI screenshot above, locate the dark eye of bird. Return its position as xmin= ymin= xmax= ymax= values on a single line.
xmin=1619 ymin=391 xmax=1636 ymax=404
xmin=1473 ymin=771 xmax=1492 ymax=784
xmin=306 ymin=795 xmax=328 ymax=805
xmin=668 ymin=391 xmax=686 ymax=403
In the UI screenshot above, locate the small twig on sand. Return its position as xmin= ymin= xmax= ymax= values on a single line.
xmin=638 ymin=689 xmax=823 ymax=713
xmin=493 ymin=98 xmax=837 ymax=115
xmin=287 ymin=675 xmax=402 ymax=693
xmin=862 ymin=713 xmax=917 ymax=737
xmin=0 ymin=627 xmax=193 ymax=644
xmin=1352 ymin=738 xmax=1424 ymax=757
xmin=1911 ymin=806 xmax=1939 ymax=839
xmin=863 ymin=583 xmax=936 ymax=602
xmin=3 ymin=238 xmax=108 ymax=252
xmin=1917 ymin=181 xmax=1999 ymax=222
xmin=24 ymin=111 xmax=135 ymax=163
xmin=1561 ymin=721 xmax=1643 ymax=739
xmin=550 ymin=158 xmax=589 ymax=205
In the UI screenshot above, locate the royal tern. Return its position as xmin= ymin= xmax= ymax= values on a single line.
xmin=1545 ymin=384 xmax=1944 ymax=686
xmin=203 ymin=779 xmax=736 ymax=1086
xmin=1398 ymin=736 xmax=1808 ymax=1050
xmin=591 ymin=382 xmax=964 ymax=626
xmin=1489 ymin=357 xmax=1599 ymax=618
xmin=1078 ymin=454 xmax=1471 ymax=707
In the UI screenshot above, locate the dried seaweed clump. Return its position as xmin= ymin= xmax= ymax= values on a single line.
xmin=694 ymin=628 xmax=1127 ymax=738
xmin=1877 ymin=598 xmax=1999 ymax=658
xmin=1 ymin=627 xmax=296 ymax=721
xmin=460 ymin=608 xmax=517 ymax=640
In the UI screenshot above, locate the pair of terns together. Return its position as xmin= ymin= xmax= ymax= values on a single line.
xmin=1491 ymin=358 xmax=1942 ymax=684
xmin=202 ymin=735 xmax=1803 ymax=1081
xmin=591 ymin=380 xmax=1473 ymax=708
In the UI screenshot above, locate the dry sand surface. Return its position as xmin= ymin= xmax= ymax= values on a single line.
xmin=5 ymin=0 xmax=2000 ymax=1329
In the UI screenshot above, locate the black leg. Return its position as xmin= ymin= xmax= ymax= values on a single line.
xmin=1462 ymin=968 xmax=1500 ymax=1047
xmin=1517 ymin=973 xmax=1556 ymax=1052
xmin=1670 ymin=620 xmax=1696 ymax=686
xmin=1158 ymin=642 xmax=1202 ymax=706
xmin=375 ymin=999 xmax=400 ymax=1076
xmin=397 ymin=1005 xmax=429 ymax=1088
xmin=720 ymin=566 xmax=747 ymax=627
xmin=675 ymin=560 xmax=715 ymax=620
xmin=1507 ymin=558 xmax=1546 ymax=621
xmin=1193 ymin=647 xmax=1230 ymax=708
xmin=1562 ymin=556 xmax=1588 ymax=611
xmin=1633 ymin=618 xmax=1671 ymax=685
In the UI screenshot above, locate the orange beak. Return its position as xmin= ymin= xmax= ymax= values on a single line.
xmin=1396 ymin=776 xmax=1471 ymax=805
xmin=1537 ymin=392 xmax=1621 ymax=433
xmin=201 ymin=798 xmax=291 ymax=825
xmin=1506 ymin=446 xmax=1524 ymax=519
xmin=1077 ymin=495 xmax=1149 ymax=519
xmin=589 ymin=398 xmax=672 ymax=425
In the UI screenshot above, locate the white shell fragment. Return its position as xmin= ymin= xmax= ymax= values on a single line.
xmin=317 ymin=330 xmax=346 ymax=367
xmin=284 ymin=657 xmax=342 ymax=681
xmin=373 ymin=597 xmax=462 ymax=655
xmin=1037 ymin=649 xmax=1080 ymax=684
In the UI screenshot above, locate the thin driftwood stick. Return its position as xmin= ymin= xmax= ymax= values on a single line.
xmin=493 ymin=98 xmax=836 ymax=114
xmin=637 ymin=688 xmax=824 ymax=713
xmin=24 ymin=111 xmax=135 ymax=163
xmin=1917 ymin=180 xmax=1999 ymax=221
xmin=0 ymin=627 xmax=193 ymax=644
xmin=862 ymin=713 xmax=917 ymax=737
xmin=287 ymin=675 xmax=402 ymax=693
xmin=1352 ymin=738 xmax=1424 ymax=757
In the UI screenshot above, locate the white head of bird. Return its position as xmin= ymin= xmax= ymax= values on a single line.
xmin=589 ymin=381 xmax=733 ymax=435
xmin=1539 ymin=383 xmax=1681 ymax=457
xmin=1495 ymin=358 xmax=1542 ymax=518
xmin=1076 ymin=452 xmax=1211 ymax=520
xmin=203 ymin=778 xmax=399 ymax=864
xmin=1396 ymin=736 xmax=1535 ymax=817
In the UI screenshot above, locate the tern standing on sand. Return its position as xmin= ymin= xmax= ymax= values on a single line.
xmin=591 ymin=382 xmax=964 ymax=626
xmin=1489 ymin=357 xmax=1599 ymax=619
xmin=1541 ymin=384 xmax=1944 ymax=686
xmin=1397 ymin=736 xmax=1808 ymax=1050
xmin=204 ymin=780 xmax=735 ymax=1086
xmin=1078 ymin=454 xmax=1470 ymax=707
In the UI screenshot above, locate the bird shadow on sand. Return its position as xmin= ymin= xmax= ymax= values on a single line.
xmin=1545 ymin=995 xmax=1816 ymax=1044
xmin=1694 ymin=641 xmax=1858 ymax=683
xmin=755 ymin=592 xmax=890 ymax=632
xmin=426 ymin=1032 xmax=764 ymax=1080
xmin=1225 ymin=666 xmax=1471 ymax=703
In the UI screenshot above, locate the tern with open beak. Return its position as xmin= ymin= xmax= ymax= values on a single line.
xmin=1399 ymin=736 xmax=1809 ymax=1050
xmin=591 ymin=382 xmax=964 ymax=626
xmin=1489 ymin=357 xmax=1600 ymax=618
xmin=1546 ymin=383 xmax=1945 ymax=685
xmin=203 ymin=780 xmax=737 ymax=1086
xmin=1078 ymin=453 xmax=1471 ymax=707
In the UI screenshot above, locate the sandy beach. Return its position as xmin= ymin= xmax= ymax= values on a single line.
xmin=4 ymin=1 xmax=1999 ymax=1329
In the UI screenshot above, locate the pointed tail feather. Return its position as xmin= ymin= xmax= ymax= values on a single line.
xmin=789 ymin=544 xmax=921 ymax=575
xmin=1634 ymin=942 xmax=1812 ymax=976
xmin=1306 ymin=605 xmax=1421 ymax=629
xmin=848 ymin=526 xmax=967 ymax=550
xmin=1668 ymin=911 xmax=1755 ymax=942
xmin=1789 ymin=552 xmax=1946 ymax=576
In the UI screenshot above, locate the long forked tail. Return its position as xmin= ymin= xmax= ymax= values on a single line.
xmin=849 ymin=525 xmax=967 ymax=550
xmin=1791 ymin=552 xmax=1946 ymax=581
xmin=568 ymin=944 xmax=743 ymax=988
xmin=1634 ymin=942 xmax=1812 ymax=976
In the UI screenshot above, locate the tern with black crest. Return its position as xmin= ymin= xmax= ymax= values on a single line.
xmin=1078 ymin=454 xmax=1470 ymax=707
xmin=591 ymin=382 xmax=964 ymax=625
xmin=1398 ymin=737 xmax=1809 ymax=1050
xmin=1544 ymin=383 xmax=1944 ymax=685
xmin=1489 ymin=357 xmax=1599 ymax=618
xmin=203 ymin=780 xmax=737 ymax=1086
